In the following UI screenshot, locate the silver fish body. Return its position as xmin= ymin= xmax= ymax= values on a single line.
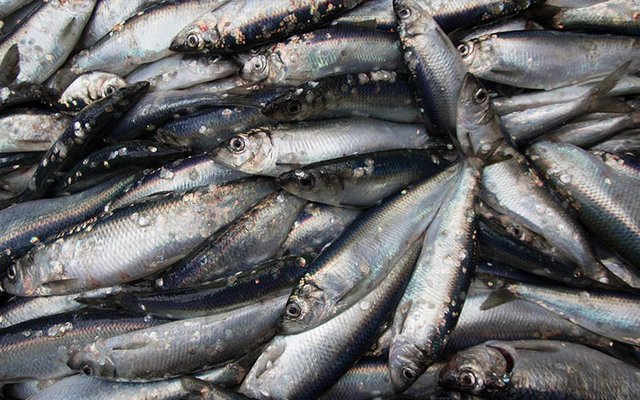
xmin=2 ymin=178 xmax=275 ymax=296
xmin=210 ymin=118 xmax=432 ymax=176
xmin=0 ymin=109 xmax=71 ymax=153
xmin=59 ymin=72 xmax=127 ymax=109
xmin=389 ymin=162 xmax=481 ymax=391
xmin=280 ymin=164 xmax=459 ymax=335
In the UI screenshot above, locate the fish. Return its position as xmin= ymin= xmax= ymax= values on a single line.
xmin=56 ymin=141 xmax=189 ymax=194
xmin=111 ymin=154 xmax=248 ymax=209
xmin=279 ymin=164 xmax=459 ymax=335
xmin=157 ymin=191 xmax=306 ymax=289
xmin=71 ymin=0 xmax=228 ymax=75
xmin=0 ymin=172 xmax=139 ymax=270
xmin=0 ymin=0 xmax=97 ymax=83
xmin=332 ymin=0 xmax=397 ymax=32
xmin=0 ymin=286 xmax=121 ymax=329
xmin=549 ymin=111 xmax=640 ymax=148
xmin=22 ymin=82 xmax=149 ymax=200
xmin=388 ymin=162 xmax=481 ymax=391
xmin=459 ymin=31 xmax=640 ymax=89
xmin=0 ymin=0 xmax=33 ymax=18
xmin=526 ymin=140 xmax=640 ymax=268
xmin=482 ymin=281 xmax=640 ymax=346
xmin=2 ymin=178 xmax=275 ymax=296
xmin=276 ymin=149 xmax=452 ymax=208
xmin=210 ymin=118 xmax=432 ymax=177
xmin=261 ymin=71 xmax=422 ymax=123
xmin=0 ymin=109 xmax=71 ymax=153
xmin=482 ymin=150 xmax=613 ymax=283
xmin=80 ymin=0 xmax=166 ymax=48
xmin=394 ymin=0 xmax=468 ymax=135
xmin=67 ymin=294 xmax=287 ymax=381
xmin=440 ymin=340 xmax=640 ymax=398
xmin=126 ymin=53 xmax=237 ymax=91
xmin=0 ymin=309 xmax=168 ymax=382
xmin=81 ymin=255 xmax=312 ymax=319
xmin=239 ymin=237 xmax=421 ymax=400
xmin=277 ymin=203 xmax=361 ymax=257
xmin=58 ymin=72 xmax=127 ymax=109
xmin=170 ymin=0 xmax=364 ymax=53
xmin=551 ymin=0 xmax=640 ymax=36
xmin=239 ymin=27 xmax=404 ymax=86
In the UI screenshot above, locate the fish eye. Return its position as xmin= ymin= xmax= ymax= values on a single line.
xmin=286 ymin=100 xmax=302 ymax=115
xmin=457 ymin=43 xmax=471 ymax=57
xmin=397 ymin=7 xmax=411 ymax=19
xmin=402 ymin=367 xmax=417 ymax=380
xmin=459 ymin=370 xmax=477 ymax=388
xmin=297 ymin=174 xmax=315 ymax=188
xmin=103 ymin=85 xmax=116 ymax=96
xmin=285 ymin=301 xmax=302 ymax=320
xmin=6 ymin=265 xmax=16 ymax=281
xmin=228 ymin=137 xmax=246 ymax=153
xmin=81 ymin=364 xmax=93 ymax=376
xmin=186 ymin=32 xmax=202 ymax=49
xmin=473 ymin=88 xmax=488 ymax=104
xmin=252 ymin=56 xmax=266 ymax=72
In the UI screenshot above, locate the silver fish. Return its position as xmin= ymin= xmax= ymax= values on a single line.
xmin=59 ymin=72 xmax=127 ymax=108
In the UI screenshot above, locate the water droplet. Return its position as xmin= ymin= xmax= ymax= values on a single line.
xmin=560 ymin=174 xmax=572 ymax=184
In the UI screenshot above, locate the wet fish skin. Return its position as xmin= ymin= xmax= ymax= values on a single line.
xmin=83 ymin=255 xmax=312 ymax=319
xmin=111 ymin=154 xmax=248 ymax=209
xmin=0 ymin=172 xmax=139 ymax=270
xmin=389 ymin=162 xmax=480 ymax=391
xmin=0 ymin=0 xmax=32 ymax=18
xmin=171 ymin=0 xmax=364 ymax=53
xmin=58 ymin=72 xmax=127 ymax=109
xmin=210 ymin=118 xmax=432 ymax=177
xmin=456 ymin=73 xmax=505 ymax=160
xmin=482 ymin=281 xmax=640 ymax=346
xmin=239 ymin=237 xmax=421 ymax=400
xmin=67 ymin=295 xmax=287 ymax=382
xmin=591 ymin=129 xmax=640 ymax=156
xmin=332 ymin=0 xmax=397 ymax=32
xmin=0 ymin=309 xmax=168 ymax=382
xmin=552 ymin=0 xmax=640 ymax=36
xmin=71 ymin=0 xmax=228 ymax=75
xmin=2 ymin=178 xmax=275 ymax=296
xmin=106 ymin=90 xmax=243 ymax=142
xmin=276 ymin=149 xmax=452 ymax=208
xmin=482 ymin=151 xmax=612 ymax=283
xmin=526 ymin=140 xmax=640 ymax=268
xmin=440 ymin=340 xmax=640 ymax=399
xmin=126 ymin=53 xmax=238 ymax=92
xmin=0 ymin=109 xmax=71 ymax=153
xmin=56 ymin=141 xmax=189 ymax=194
xmin=277 ymin=203 xmax=361 ymax=257
xmin=0 ymin=0 xmax=97 ymax=84
xmin=459 ymin=30 xmax=640 ymax=89
xmin=0 ymin=287 xmax=121 ymax=329
xmin=280 ymin=164 xmax=459 ymax=335
xmin=155 ymin=104 xmax=275 ymax=151
xmin=500 ymin=64 xmax=631 ymax=147
xmin=549 ymin=111 xmax=640 ymax=148
xmin=23 ymin=82 xmax=149 ymax=200
xmin=0 ymin=152 xmax=42 ymax=174
xmin=394 ymin=0 xmax=468 ymax=135
xmin=262 ymin=71 xmax=422 ymax=123
xmin=591 ymin=150 xmax=640 ymax=182
xmin=158 ymin=191 xmax=306 ymax=289
xmin=239 ymin=27 xmax=404 ymax=86
xmin=80 ymin=0 xmax=167 ymax=48
xmin=456 ymin=16 xmax=542 ymax=43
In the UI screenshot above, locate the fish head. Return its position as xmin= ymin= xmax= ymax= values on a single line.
xmin=456 ymin=36 xmax=494 ymax=77
xmin=261 ymin=82 xmax=325 ymax=121
xmin=241 ymin=54 xmax=270 ymax=83
xmin=2 ymin=249 xmax=45 ymax=296
xmin=393 ymin=0 xmax=435 ymax=35
xmin=278 ymin=281 xmax=332 ymax=334
xmin=456 ymin=73 xmax=504 ymax=159
xmin=67 ymin=341 xmax=117 ymax=379
xmin=439 ymin=343 xmax=513 ymax=395
xmin=388 ymin=335 xmax=432 ymax=392
xmin=171 ymin=19 xmax=218 ymax=53
xmin=276 ymin=167 xmax=344 ymax=205
xmin=211 ymin=130 xmax=275 ymax=175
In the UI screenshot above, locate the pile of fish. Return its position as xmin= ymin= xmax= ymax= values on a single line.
xmin=0 ymin=0 xmax=639 ymax=398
